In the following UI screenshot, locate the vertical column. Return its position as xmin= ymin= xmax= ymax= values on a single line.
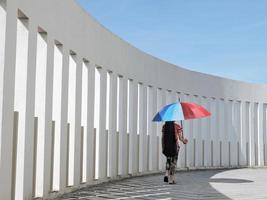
xmin=42 ymin=35 xmax=55 ymax=196
xmin=107 ymin=71 xmax=117 ymax=178
xmin=0 ymin=1 xmax=17 ymax=199
xmin=224 ymin=100 xmax=229 ymax=167
xmin=226 ymin=100 xmax=233 ymax=166
xmin=245 ymin=102 xmax=251 ymax=166
xmin=156 ymin=88 xmax=163 ymax=170
xmin=160 ymin=89 xmax=166 ymax=170
xmin=143 ymin=85 xmax=148 ymax=172
xmin=213 ymin=98 xmax=220 ymax=167
xmin=176 ymin=92 xmax=183 ymax=168
xmin=230 ymin=101 xmax=239 ymax=166
xmin=194 ymin=95 xmax=202 ymax=167
xmin=118 ymin=76 xmax=127 ymax=175
xmin=97 ymin=67 xmax=107 ymax=179
xmin=128 ymin=80 xmax=138 ymax=174
xmin=80 ymin=60 xmax=88 ymax=183
xmin=250 ymin=102 xmax=258 ymax=166
xmin=263 ymin=104 xmax=267 ymax=166
xmin=13 ymin=10 xmax=30 ymax=200
xmin=73 ymin=58 xmax=82 ymax=184
xmin=137 ymin=83 xmax=143 ymax=172
xmin=237 ymin=101 xmax=243 ymax=165
xmin=52 ymin=41 xmax=63 ymax=191
xmin=254 ymin=103 xmax=259 ymax=166
xmin=240 ymin=101 xmax=247 ymax=166
xmin=132 ymin=81 xmax=138 ymax=174
xmin=66 ymin=51 xmax=77 ymax=186
xmin=34 ymin=28 xmax=48 ymax=197
xmin=218 ymin=99 xmax=226 ymax=166
xmin=183 ymin=94 xmax=193 ymax=167
xmin=86 ymin=62 xmax=95 ymax=182
xmin=209 ymin=98 xmax=215 ymax=167
xmin=59 ymin=47 xmax=69 ymax=189
xmin=138 ymin=83 xmax=147 ymax=172
xmin=202 ymin=97 xmax=211 ymax=167
xmin=256 ymin=103 xmax=264 ymax=166
xmin=22 ymin=20 xmax=37 ymax=199
xmin=249 ymin=102 xmax=255 ymax=166
xmin=147 ymin=86 xmax=157 ymax=171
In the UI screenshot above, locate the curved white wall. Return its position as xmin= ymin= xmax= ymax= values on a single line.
xmin=0 ymin=0 xmax=267 ymax=199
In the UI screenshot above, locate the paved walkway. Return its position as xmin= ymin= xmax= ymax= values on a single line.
xmin=57 ymin=168 xmax=267 ymax=200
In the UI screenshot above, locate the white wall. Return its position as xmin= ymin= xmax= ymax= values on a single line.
xmin=0 ymin=0 xmax=267 ymax=199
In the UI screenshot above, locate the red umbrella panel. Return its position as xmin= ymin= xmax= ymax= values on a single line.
xmin=181 ymin=102 xmax=211 ymax=120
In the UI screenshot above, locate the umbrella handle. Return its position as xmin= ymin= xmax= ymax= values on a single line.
xmin=178 ymin=97 xmax=185 ymax=142
xmin=178 ymin=97 xmax=183 ymax=128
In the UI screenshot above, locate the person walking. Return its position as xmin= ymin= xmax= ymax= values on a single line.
xmin=162 ymin=121 xmax=188 ymax=184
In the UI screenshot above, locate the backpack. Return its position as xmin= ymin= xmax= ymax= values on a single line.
xmin=162 ymin=124 xmax=178 ymax=157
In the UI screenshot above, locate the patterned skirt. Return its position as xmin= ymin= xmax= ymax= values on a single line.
xmin=165 ymin=147 xmax=179 ymax=175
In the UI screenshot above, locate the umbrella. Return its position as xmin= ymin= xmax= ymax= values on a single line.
xmin=152 ymin=101 xmax=211 ymax=122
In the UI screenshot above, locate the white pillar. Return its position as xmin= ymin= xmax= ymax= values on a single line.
xmin=86 ymin=62 xmax=95 ymax=182
xmin=147 ymin=86 xmax=157 ymax=171
xmin=240 ymin=101 xmax=247 ymax=166
xmin=66 ymin=52 xmax=77 ymax=186
xmin=193 ymin=95 xmax=202 ymax=167
xmin=52 ymin=42 xmax=63 ymax=190
xmin=202 ymin=97 xmax=211 ymax=167
xmin=22 ymin=20 xmax=38 ymax=199
xmin=156 ymin=88 xmax=163 ymax=170
xmin=160 ymin=89 xmax=166 ymax=170
xmin=34 ymin=29 xmax=48 ymax=197
xmin=249 ymin=102 xmax=255 ymax=166
xmin=97 ymin=67 xmax=107 ymax=179
xmin=42 ymin=35 xmax=55 ymax=196
xmin=257 ymin=103 xmax=264 ymax=166
xmin=13 ymin=12 xmax=29 ymax=200
xmin=218 ymin=99 xmax=227 ymax=167
xmin=81 ymin=60 xmax=89 ymax=183
xmin=263 ymin=104 xmax=267 ymax=166
xmin=183 ymin=94 xmax=193 ymax=167
xmin=245 ymin=102 xmax=252 ymax=166
xmin=175 ymin=92 xmax=184 ymax=168
xmin=128 ymin=80 xmax=138 ymax=174
xmin=143 ymin=84 xmax=148 ymax=172
xmin=132 ymin=81 xmax=138 ymax=174
xmin=118 ymin=76 xmax=127 ymax=175
xmin=225 ymin=100 xmax=232 ymax=166
xmin=138 ymin=83 xmax=143 ymax=172
xmin=213 ymin=99 xmax=220 ymax=167
xmin=108 ymin=71 xmax=117 ymax=177
xmin=138 ymin=83 xmax=147 ymax=172
xmin=230 ymin=101 xmax=238 ymax=166
xmin=59 ymin=47 xmax=69 ymax=189
xmin=73 ymin=58 xmax=82 ymax=185
xmin=0 ymin=1 xmax=17 ymax=199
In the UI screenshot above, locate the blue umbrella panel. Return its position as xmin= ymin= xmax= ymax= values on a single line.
xmin=152 ymin=102 xmax=185 ymax=122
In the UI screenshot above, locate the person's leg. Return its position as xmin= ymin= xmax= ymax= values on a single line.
xmin=169 ymin=155 xmax=178 ymax=183
xmin=169 ymin=148 xmax=179 ymax=184
xmin=164 ymin=157 xmax=171 ymax=182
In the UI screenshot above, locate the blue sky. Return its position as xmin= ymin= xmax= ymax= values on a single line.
xmin=77 ymin=0 xmax=267 ymax=84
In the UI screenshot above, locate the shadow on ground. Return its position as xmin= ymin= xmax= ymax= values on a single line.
xmin=57 ymin=170 xmax=253 ymax=200
xmin=209 ymin=178 xmax=253 ymax=183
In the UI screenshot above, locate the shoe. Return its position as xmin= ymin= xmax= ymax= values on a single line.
xmin=164 ymin=176 xmax=168 ymax=182
xmin=169 ymin=180 xmax=176 ymax=184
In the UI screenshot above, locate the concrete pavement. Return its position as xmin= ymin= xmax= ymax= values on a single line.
xmin=57 ymin=168 xmax=267 ymax=200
